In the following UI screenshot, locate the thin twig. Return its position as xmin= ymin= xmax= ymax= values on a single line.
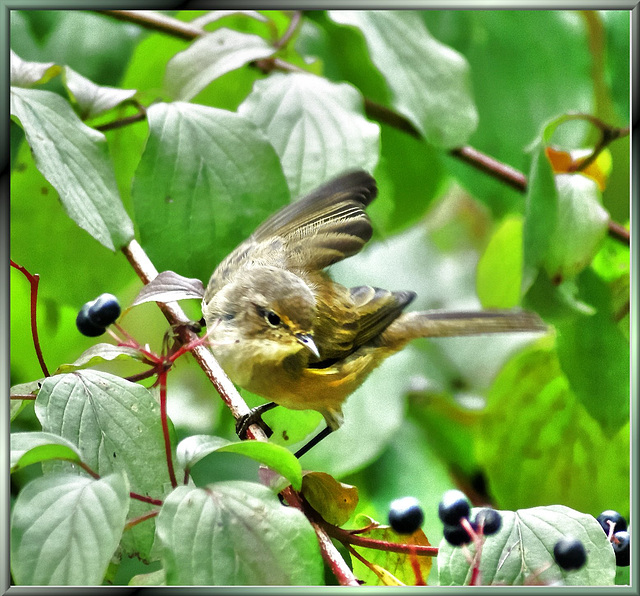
xmin=10 ymin=260 xmax=51 ymax=377
xmin=274 ymin=11 xmax=302 ymax=49
xmin=97 ymin=10 xmax=202 ymax=41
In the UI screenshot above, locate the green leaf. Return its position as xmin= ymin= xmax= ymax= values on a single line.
xmin=165 ymin=28 xmax=275 ymax=101
xmin=132 ymin=102 xmax=290 ymax=282
xmin=238 ymin=72 xmax=380 ymax=197
xmin=543 ymin=174 xmax=609 ymax=281
xmin=10 ymin=431 xmax=83 ymax=472
xmin=54 ymin=343 xmax=145 ymax=374
xmin=177 ymin=435 xmax=303 ymax=491
xmin=555 ymin=269 xmax=629 ymax=435
xmin=329 ymin=10 xmax=477 ymax=148
xmin=155 ymin=482 xmax=323 ymax=585
xmin=438 ymin=505 xmax=615 ymax=586
xmin=476 ymin=216 xmax=524 ymax=308
xmin=35 ymin=371 xmax=176 ymax=561
xmin=10 ymin=49 xmax=61 ymax=87
xmin=522 ymin=142 xmax=557 ymax=287
xmin=476 ymin=339 xmax=629 ymax=516
xmin=11 ymin=472 xmax=130 ymax=585
xmin=64 ymin=66 xmax=137 ymax=120
xmin=10 ymin=87 xmax=134 ymax=251
xmin=301 ymin=471 xmax=358 ymax=526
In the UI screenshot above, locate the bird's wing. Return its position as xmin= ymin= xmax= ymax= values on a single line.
xmin=205 ymin=171 xmax=377 ymax=301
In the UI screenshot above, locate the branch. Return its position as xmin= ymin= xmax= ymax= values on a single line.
xmin=120 ymin=239 xmax=358 ymax=585
xmin=97 ymin=9 xmax=630 ymax=248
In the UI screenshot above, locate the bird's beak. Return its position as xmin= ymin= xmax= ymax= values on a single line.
xmin=295 ymin=333 xmax=320 ymax=359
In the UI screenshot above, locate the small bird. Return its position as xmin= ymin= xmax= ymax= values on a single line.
xmin=202 ymin=171 xmax=545 ymax=455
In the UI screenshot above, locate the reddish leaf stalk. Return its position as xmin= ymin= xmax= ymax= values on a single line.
xmin=409 ymin=545 xmax=426 ymax=585
xmin=10 ymin=259 xmax=50 ymax=377
xmin=131 ymin=493 xmax=164 ymax=506
xmin=158 ymin=369 xmax=178 ymax=488
xmin=124 ymin=508 xmax=160 ymax=531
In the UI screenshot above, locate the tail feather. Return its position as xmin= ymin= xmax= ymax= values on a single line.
xmin=382 ymin=309 xmax=546 ymax=348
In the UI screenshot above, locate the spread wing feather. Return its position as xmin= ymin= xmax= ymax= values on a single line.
xmin=205 ymin=171 xmax=377 ymax=300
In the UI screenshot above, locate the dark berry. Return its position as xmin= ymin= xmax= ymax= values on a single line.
xmin=388 ymin=496 xmax=424 ymax=534
xmin=87 ymin=293 xmax=121 ymax=326
xmin=76 ymin=303 xmax=106 ymax=337
xmin=553 ymin=537 xmax=587 ymax=571
xmin=612 ymin=531 xmax=630 ymax=567
xmin=443 ymin=522 xmax=475 ymax=546
xmin=438 ymin=490 xmax=470 ymax=526
xmin=596 ymin=510 xmax=627 ymax=535
xmin=474 ymin=508 xmax=502 ymax=536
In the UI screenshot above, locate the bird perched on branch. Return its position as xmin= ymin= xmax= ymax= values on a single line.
xmin=202 ymin=171 xmax=545 ymax=456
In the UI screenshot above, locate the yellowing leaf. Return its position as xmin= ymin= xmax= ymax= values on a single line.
xmin=301 ymin=472 xmax=358 ymax=526
xmin=545 ymin=146 xmax=612 ymax=191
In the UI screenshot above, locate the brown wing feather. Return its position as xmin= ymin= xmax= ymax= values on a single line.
xmin=205 ymin=171 xmax=377 ymax=301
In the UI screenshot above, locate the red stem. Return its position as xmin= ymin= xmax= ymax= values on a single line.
xmin=158 ymin=369 xmax=178 ymax=488
xmin=10 ymin=260 xmax=50 ymax=377
xmin=124 ymin=509 xmax=160 ymax=531
xmin=130 ymin=492 xmax=163 ymax=506
xmin=409 ymin=545 xmax=426 ymax=585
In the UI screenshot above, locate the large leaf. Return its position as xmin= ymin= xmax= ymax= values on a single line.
xmin=165 ymin=28 xmax=275 ymax=101
xmin=10 ymin=87 xmax=134 ymax=251
xmin=132 ymin=102 xmax=290 ymax=281
xmin=329 ymin=10 xmax=477 ymax=148
xmin=35 ymin=371 xmax=176 ymax=561
xmin=155 ymin=482 xmax=323 ymax=585
xmin=238 ymin=72 xmax=380 ymax=197
xmin=11 ymin=472 xmax=130 ymax=585
xmin=476 ymin=338 xmax=629 ymax=517
xmin=438 ymin=505 xmax=615 ymax=586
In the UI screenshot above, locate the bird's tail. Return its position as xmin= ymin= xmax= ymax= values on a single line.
xmin=381 ymin=309 xmax=546 ymax=349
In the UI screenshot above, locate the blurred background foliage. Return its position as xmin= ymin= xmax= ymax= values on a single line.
xmin=10 ymin=9 xmax=630 ymax=585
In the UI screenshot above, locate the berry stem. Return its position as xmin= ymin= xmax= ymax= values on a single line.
xmin=10 ymin=260 xmax=50 ymax=377
xmin=124 ymin=508 xmax=159 ymax=531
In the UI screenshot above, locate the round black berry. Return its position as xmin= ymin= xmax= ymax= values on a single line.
xmin=474 ymin=508 xmax=502 ymax=536
xmin=438 ymin=490 xmax=471 ymax=526
xmin=87 ymin=293 xmax=121 ymax=326
xmin=443 ymin=522 xmax=475 ymax=546
xmin=596 ymin=510 xmax=627 ymax=535
xmin=76 ymin=303 xmax=106 ymax=337
xmin=612 ymin=531 xmax=630 ymax=567
xmin=388 ymin=496 xmax=424 ymax=534
xmin=553 ymin=537 xmax=587 ymax=571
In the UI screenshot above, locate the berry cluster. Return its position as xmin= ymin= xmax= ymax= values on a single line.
xmin=596 ymin=510 xmax=630 ymax=567
xmin=76 ymin=293 xmax=121 ymax=337
xmin=438 ymin=490 xmax=502 ymax=546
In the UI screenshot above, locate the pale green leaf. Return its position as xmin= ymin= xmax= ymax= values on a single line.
xmin=10 ymin=87 xmax=134 ymax=250
xmin=329 ymin=10 xmax=477 ymax=148
xmin=155 ymin=482 xmax=323 ymax=585
xmin=438 ymin=505 xmax=615 ymax=586
xmin=165 ymin=28 xmax=275 ymax=101
xmin=11 ymin=472 xmax=130 ymax=585
xmin=238 ymin=72 xmax=380 ymax=197
xmin=10 ymin=431 xmax=83 ymax=472
xmin=64 ymin=66 xmax=137 ymax=119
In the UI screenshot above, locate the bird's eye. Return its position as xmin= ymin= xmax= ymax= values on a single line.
xmin=265 ymin=311 xmax=281 ymax=327
xmin=257 ymin=306 xmax=281 ymax=327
